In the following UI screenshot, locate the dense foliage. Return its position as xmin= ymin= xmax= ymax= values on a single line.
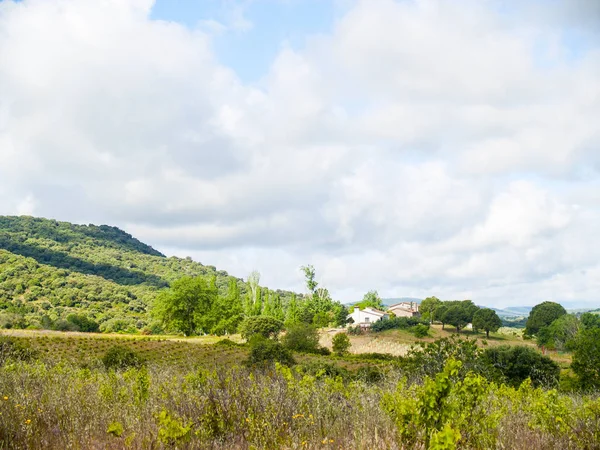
xmin=239 ymin=316 xmax=285 ymax=340
xmin=332 ymin=332 xmax=351 ymax=355
xmin=472 ymin=308 xmax=502 ymax=337
xmin=281 ymin=323 xmax=321 ymax=353
xmin=352 ymin=289 xmax=385 ymax=311
xmin=571 ymin=328 xmax=600 ymax=390
xmin=0 ymin=216 xmax=303 ymax=335
xmin=370 ymin=316 xmax=429 ymax=332
xmin=525 ymin=301 xmax=567 ymax=336
xmin=102 ymin=345 xmax=145 ymax=370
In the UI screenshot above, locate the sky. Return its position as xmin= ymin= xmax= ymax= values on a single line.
xmin=0 ymin=0 xmax=599 ymax=308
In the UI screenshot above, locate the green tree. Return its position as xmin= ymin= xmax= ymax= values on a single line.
xmin=536 ymin=314 xmax=580 ymax=351
xmin=442 ymin=305 xmax=472 ymax=333
xmin=420 ymin=296 xmax=441 ymax=323
xmin=581 ymin=312 xmax=600 ymax=329
xmin=354 ymin=290 xmax=385 ymax=310
xmin=300 ymin=265 xmax=318 ymax=294
xmin=245 ymin=336 xmax=295 ymax=367
xmin=332 ymin=302 xmax=349 ymax=327
xmin=571 ymin=328 xmax=600 ymax=390
xmin=285 ymin=294 xmax=300 ymax=325
xmin=239 ymin=316 xmax=284 ymax=340
xmin=282 ymin=323 xmax=321 ymax=353
xmin=482 ymin=345 xmax=560 ymax=388
xmin=436 ymin=304 xmax=449 ymax=329
xmin=152 ymin=276 xmax=217 ymax=336
xmin=472 ymin=308 xmax=502 ymax=338
xmin=210 ymin=277 xmax=243 ymax=336
xmin=525 ymin=301 xmax=567 ymax=336
xmin=245 ymin=271 xmax=262 ymax=316
xmin=271 ymin=293 xmax=285 ymax=321
xmin=262 ymin=289 xmax=273 ymax=317
xmin=66 ymin=314 xmax=99 ymax=332
xmin=332 ymin=332 xmax=351 ymax=355
xmin=312 ymin=311 xmax=330 ymax=328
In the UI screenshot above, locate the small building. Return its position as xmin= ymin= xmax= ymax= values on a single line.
xmin=388 ymin=301 xmax=420 ymax=318
xmin=349 ymin=307 xmax=388 ymax=326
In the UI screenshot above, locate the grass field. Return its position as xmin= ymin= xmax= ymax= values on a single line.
xmin=2 ymin=322 xmax=571 ymax=370
xmin=320 ymin=324 xmax=572 ymax=364
xmin=0 ymin=327 xmax=595 ymax=449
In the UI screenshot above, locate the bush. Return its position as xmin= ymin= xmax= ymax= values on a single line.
xmin=370 ymin=316 xmax=428 ymax=332
xmin=239 ymin=316 xmax=284 ymax=340
xmin=214 ymin=338 xmax=242 ymax=348
xmin=0 ymin=336 xmax=36 ymax=365
xmin=355 ymin=352 xmax=397 ymax=361
xmin=66 ymin=314 xmax=99 ymax=332
xmin=282 ymin=323 xmax=321 ymax=353
xmin=332 ymin=333 xmax=351 ymax=355
xmin=317 ymin=346 xmax=331 ymax=355
xmin=297 ymin=361 xmax=350 ymax=380
xmin=100 ymin=318 xmax=137 ymax=334
xmin=245 ymin=336 xmax=295 ymax=367
xmin=398 ymin=336 xmax=493 ymax=382
xmin=354 ymin=366 xmax=384 ymax=383
xmin=570 ymin=328 xmax=600 ymax=390
xmin=482 ymin=345 xmax=560 ymax=388
xmin=53 ymin=319 xmax=79 ymax=332
xmin=312 ymin=311 xmax=330 ymax=328
xmin=347 ymin=325 xmax=363 ymax=335
xmin=102 ymin=345 xmax=144 ymax=370
xmin=410 ymin=324 xmax=429 ymax=338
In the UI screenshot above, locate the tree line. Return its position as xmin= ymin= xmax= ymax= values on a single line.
xmin=152 ymin=265 xmax=349 ymax=336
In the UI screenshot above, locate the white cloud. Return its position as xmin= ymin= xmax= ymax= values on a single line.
xmin=0 ymin=0 xmax=599 ymax=307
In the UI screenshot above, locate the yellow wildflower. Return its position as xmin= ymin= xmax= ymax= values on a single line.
xmin=25 ymin=419 xmax=31 ymax=425
xmin=2 ymin=396 xmax=7 ymax=401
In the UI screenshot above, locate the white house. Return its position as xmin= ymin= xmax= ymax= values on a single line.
xmin=349 ymin=307 xmax=388 ymax=326
xmin=388 ymin=301 xmax=420 ymax=318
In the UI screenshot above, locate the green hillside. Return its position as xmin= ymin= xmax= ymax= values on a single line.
xmin=0 ymin=216 xmax=297 ymax=332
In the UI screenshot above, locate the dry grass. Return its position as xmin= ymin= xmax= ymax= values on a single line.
xmin=320 ymin=325 xmax=572 ymax=365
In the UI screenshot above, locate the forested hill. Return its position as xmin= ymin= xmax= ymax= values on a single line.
xmin=0 ymin=215 xmax=296 ymax=332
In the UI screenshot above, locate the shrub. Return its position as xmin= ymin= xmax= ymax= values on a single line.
xmin=66 ymin=314 xmax=99 ymax=332
xmin=102 ymin=345 xmax=144 ymax=370
xmin=370 ymin=316 xmax=428 ymax=332
xmin=312 ymin=311 xmax=330 ymax=328
xmin=355 ymin=352 xmax=396 ymax=361
xmin=347 ymin=325 xmax=363 ymax=335
xmin=245 ymin=336 xmax=295 ymax=367
xmin=355 ymin=366 xmax=383 ymax=383
xmin=100 ymin=318 xmax=137 ymax=334
xmin=482 ymin=345 xmax=560 ymax=388
xmin=239 ymin=316 xmax=284 ymax=340
xmin=570 ymin=328 xmax=600 ymax=390
xmin=0 ymin=336 xmax=36 ymax=365
xmin=214 ymin=338 xmax=242 ymax=348
xmin=297 ymin=361 xmax=350 ymax=380
xmin=399 ymin=336 xmax=493 ymax=382
xmin=332 ymin=333 xmax=351 ymax=355
xmin=282 ymin=323 xmax=321 ymax=353
xmin=410 ymin=324 xmax=429 ymax=338
xmin=52 ymin=319 xmax=79 ymax=332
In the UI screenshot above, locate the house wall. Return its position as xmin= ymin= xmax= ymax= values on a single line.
xmin=349 ymin=309 xmax=384 ymax=324
xmin=389 ymin=307 xmax=417 ymax=318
